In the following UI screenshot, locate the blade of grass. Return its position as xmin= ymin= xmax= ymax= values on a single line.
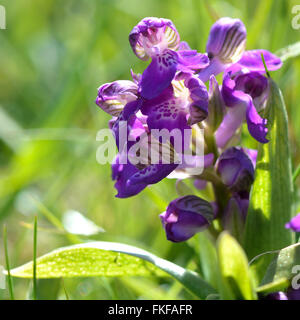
xmin=3 ymin=225 xmax=14 ymax=300
xmin=261 ymin=53 xmax=271 ymax=78
xmin=33 ymin=216 xmax=37 ymax=300
xmin=62 ymin=279 xmax=69 ymax=300
xmin=30 ymin=197 xmax=80 ymax=244
xmin=293 ymin=164 xmax=300 ymax=183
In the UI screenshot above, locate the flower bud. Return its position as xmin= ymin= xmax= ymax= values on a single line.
xmin=96 ymin=80 xmax=138 ymax=117
xmin=207 ymin=75 xmax=225 ymax=131
xmin=217 ymin=147 xmax=254 ymax=193
xmin=160 ymin=195 xmax=214 ymax=242
xmin=206 ymin=17 xmax=246 ymax=64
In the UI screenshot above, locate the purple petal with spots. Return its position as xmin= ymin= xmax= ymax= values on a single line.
xmin=140 ymin=49 xmax=178 ymax=99
xmin=112 ymin=156 xmax=147 ymax=198
xmin=128 ymin=163 xmax=178 ymax=186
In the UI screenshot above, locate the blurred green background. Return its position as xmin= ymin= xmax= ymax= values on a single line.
xmin=0 ymin=0 xmax=299 ymax=300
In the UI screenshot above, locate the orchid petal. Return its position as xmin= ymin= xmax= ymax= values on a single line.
xmin=140 ymin=49 xmax=178 ymax=99
xmin=234 ymin=49 xmax=282 ymax=73
xmin=112 ymin=156 xmax=147 ymax=198
xmin=128 ymin=163 xmax=178 ymax=186
xmin=96 ymin=80 xmax=138 ymax=116
xmin=206 ymin=17 xmax=246 ymax=64
xmin=129 ymin=17 xmax=180 ymax=61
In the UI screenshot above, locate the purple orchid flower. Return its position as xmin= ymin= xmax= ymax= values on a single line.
xmin=160 ymin=195 xmax=214 ymax=242
xmin=215 ymin=70 xmax=270 ymax=147
xmin=129 ymin=17 xmax=209 ymax=100
xmin=285 ymin=213 xmax=300 ymax=232
xmin=217 ymin=147 xmax=255 ymax=194
xmin=140 ymin=73 xmax=209 ymax=141
xmin=198 ymin=17 xmax=282 ymax=82
xmin=110 ymin=112 xmax=179 ymax=198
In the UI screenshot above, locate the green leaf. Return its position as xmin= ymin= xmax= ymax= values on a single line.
xmin=244 ymin=79 xmax=294 ymax=283
xmin=276 ymin=42 xmax=300 ymax=62
xmin=217 ymin=232 xmax=257 ymax=300
xmin=8 ymin=241 xmax=216 ymax=299
xmin=197 ymin=232 xmax=219 ymax=289
xmin=256 ymin=278 xmax=289 ymax=295
xmin=261 ymin=243 xmax=300 ymax=287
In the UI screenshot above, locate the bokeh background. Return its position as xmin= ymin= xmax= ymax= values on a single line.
xmin=0 ymin=0 xmax=299 ymax=299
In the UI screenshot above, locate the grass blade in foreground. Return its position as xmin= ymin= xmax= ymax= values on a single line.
xmin=244 ymin=78 xmax=294 ymax=283
xmin=217 ymin=232 xmax=257 ymax=300
xmin=3 ymin=225 xmax=14 ymax=300
xmin=8 ymin=241 xmax=216 ymax=299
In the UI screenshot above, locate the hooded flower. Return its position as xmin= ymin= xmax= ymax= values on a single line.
xmin=160 ymin=195 xmax=214 ymax=242
xmin=215 ymin=70 xmax=270 ymax=147
xmin=129 ymin=17 xmax=209 ymax=99
xmin=198 ymin=17 xmax=282 ymax=82
xmin=285 ymin=213 xmax=300 ymax=232
xmin=96 ymin=80 xmax=139 ymax=117
xmin=217 ymin=147 xmax=255 ymax=194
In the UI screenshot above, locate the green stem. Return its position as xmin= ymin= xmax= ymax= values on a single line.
xmin=205 ymin=128 xmax=219 ymax=163
xmin=3 ymin=225 xmax=14 ymax=300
